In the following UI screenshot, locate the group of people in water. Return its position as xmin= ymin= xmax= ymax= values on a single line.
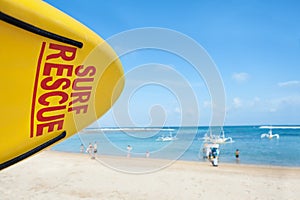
xmin=81 ymin=141 xmax=240 ymax=165
xmin=203 ymin=145 xmax=240 ymax=167
xmin=203 ymin=145 xmax=220 ymax=167
xmin=80 ymin=142 xmax=98 ymax=159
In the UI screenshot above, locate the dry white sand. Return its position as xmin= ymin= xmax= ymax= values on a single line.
xmin=1 ymin=150 xmax=300 ymax=200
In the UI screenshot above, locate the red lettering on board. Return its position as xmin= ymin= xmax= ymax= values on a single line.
xmin=43 ymin=63 xmax=73 ymax=76
xmin=36 ymin=120 xmax=64 ymax=136
xmin=69 ymin=91 xmax=91 ymax=106
xmin=46 ymin=43 xmax=77 ymax=61
xmin=41 ymin=77 xmax=71 ymax=90
xmin=30 ymin=42 xmax=97 ymax=138
xmin=75 ymin=65 xmax=96 ymax=77
xmin=38 ymin=91 xmax=69 ymax=106
xmin=68 ymin=105 xmax=88 ymax=114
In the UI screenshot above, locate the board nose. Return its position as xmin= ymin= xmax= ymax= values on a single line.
xmin=0 ymin=0 xmax=125 ymax=168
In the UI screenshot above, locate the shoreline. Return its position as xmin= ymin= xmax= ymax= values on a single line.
xmin=1 ymin=150 xmax=300 ymax=199
xmin=52 ymin=150 xmax=300 ymax=173
xmin=51 ymin=149 xmax=300 ymax=169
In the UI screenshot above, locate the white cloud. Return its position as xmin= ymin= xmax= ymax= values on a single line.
xmin=238 ymin=95 xmax=300 ymax=113
xmin=225 ymin=95 xmax=300 ymax=125
xmin=268 ymin=95 xmax=300 ymax=110
xmin=233 ymin=97 xmax=242 ymax=108
xmin=232 ymin=72 xmax=250 ymax=82
xmin=278 ymin=80 xmax=300 ymax=87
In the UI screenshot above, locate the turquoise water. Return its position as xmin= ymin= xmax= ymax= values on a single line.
xmin=52 ymin=126 xmax=300 ymax=167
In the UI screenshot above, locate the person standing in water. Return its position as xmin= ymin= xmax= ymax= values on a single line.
xmin=93 ymin=141 xmax=98 ymax=155
xmin=86 ymin=143 xmax=95 ymax=159
xmin=145 ymin=151 xmax=150 ymax=158
xmin=127 ymin=145 xmax=132 ymax=158
xmin=235 ymin=149 xmax=240 ymax=163
xmin=80 ymin=144 xmax=84 ymax=153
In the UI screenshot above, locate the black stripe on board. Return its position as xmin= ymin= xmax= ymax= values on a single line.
xmin=0 ymin=12 xmax=83 ymax=48
xmin=0 ymin=131 xmax=66 ymax=171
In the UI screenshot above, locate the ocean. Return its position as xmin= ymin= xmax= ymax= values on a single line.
xmin=52 ymin=126 xmax=300 ymax=167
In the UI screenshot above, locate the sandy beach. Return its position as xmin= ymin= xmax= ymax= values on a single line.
xmin=1 ymin=150 xmax=300 ymax=200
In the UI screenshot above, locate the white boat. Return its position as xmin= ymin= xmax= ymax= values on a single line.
xmin=156 ymin=132 xmax=178 ymax=142
xmin=210 ymin=135 xmax=233 ymax=144
xmin=203 ymin=128 xmax=233 ymax=144
xmin=261 ymin=128 xmax=279 ymax=139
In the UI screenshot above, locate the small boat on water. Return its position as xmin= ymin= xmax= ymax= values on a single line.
xmin=261 ymin=128 xmax=280 ymax=139
xmin=156 ymin=132 xmax=178 ymax=142
xmin=202 ymin=128 xmax=233 ymax=144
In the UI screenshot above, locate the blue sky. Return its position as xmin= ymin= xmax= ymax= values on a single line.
xmin=46 ymin=0 xmax=300 ymax=126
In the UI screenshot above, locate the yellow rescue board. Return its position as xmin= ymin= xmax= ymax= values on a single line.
xmin=0 ymin=0 xmax=124 ymax=170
